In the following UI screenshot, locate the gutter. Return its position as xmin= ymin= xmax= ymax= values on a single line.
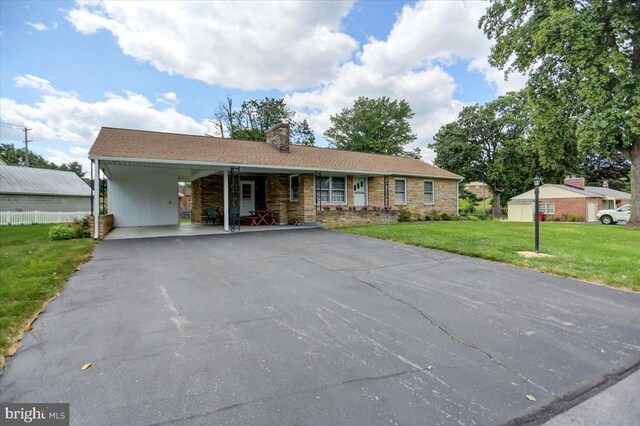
xmin=88 ymin=155 xmax=464 ymax=181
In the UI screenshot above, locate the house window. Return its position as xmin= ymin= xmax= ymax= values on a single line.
xmin=316 ymin=176 xmax=347 ymax=204
xmin=290 ymin=175 xmax=299 ymax=201
xmin=538 ymin=203 xmax=555 ymax=214
xmin=423 ymin=180 xmax=434 ymax=204
xmin=603 ymin=200 xmax=614 ymax=210
xmin=394 ymin=178 xmax=407 ymax=204
xmin=331 ymin=177 xmax=346 ymax=203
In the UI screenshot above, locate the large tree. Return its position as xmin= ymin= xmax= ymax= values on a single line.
xmin=581 ymin=151 xmax=631 ymax=190
xmin=431 ymin=91 xmax=537 ymax=216
xmin=480 ymin=0 xmax=640 ymax=226
xmin=211 ymin=97 xmax=315 ymax=146
xmin=323 ymin=96 xmax=419 ymax=158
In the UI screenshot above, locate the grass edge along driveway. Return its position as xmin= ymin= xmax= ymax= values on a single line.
xmin=337 ymin=221 xmax=640 ymax=291
xmin=0 ymin=224 xmax=95 ymax=367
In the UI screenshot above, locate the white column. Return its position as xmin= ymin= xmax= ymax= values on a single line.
xmin=93 ymin=159 xmax=100 ymax=239
xmin=223 ymin=169 xmax=229 ymax=231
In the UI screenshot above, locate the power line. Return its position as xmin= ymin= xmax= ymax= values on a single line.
xmin=0 ymin=121 xmax=25 ymax=128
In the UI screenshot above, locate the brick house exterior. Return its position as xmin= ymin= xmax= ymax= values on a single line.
xmin=191 ymin=173 xmax=459 ymax=226
xmin=88 ymin=125 xmax=462 ymax=234
xmin=507 ymin=177 xmax=630 ymax=222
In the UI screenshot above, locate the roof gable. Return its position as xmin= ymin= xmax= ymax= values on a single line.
xmin=88 ymin=127 xmax=462 ymax=179
xmin=510 ymin=184 xmax=604 ymax=201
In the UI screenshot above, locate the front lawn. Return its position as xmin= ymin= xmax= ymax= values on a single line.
xmin=0 ymin=225 xmax=95 ymax=366
xmin=338 ymin=221 xmax=640 ymax=291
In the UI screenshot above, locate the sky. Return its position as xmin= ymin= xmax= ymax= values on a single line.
xmin=0 ymin=0 xmax=526 ymax=174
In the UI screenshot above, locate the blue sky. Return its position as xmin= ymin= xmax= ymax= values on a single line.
xmin=0 ymin=1 xmax=523 ymax=172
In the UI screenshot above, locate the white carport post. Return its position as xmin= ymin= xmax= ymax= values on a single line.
xmin=93 ymin=159 xmax=100 ymax=240
xmin=223 ymin=169 xmax=230 ymax=231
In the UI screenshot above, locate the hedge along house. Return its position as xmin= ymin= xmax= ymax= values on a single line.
xmin=88 ymin=125 xmax=462 ymax=238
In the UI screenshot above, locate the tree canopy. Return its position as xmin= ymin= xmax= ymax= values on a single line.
xmin=431 ymin=91 xmax=535 ymax=216
xmin=211 ymin=97 xmax=315 ymax=146
xmin=0 ymin=143 xmax=86 ymax=178
xmin=480 ymin=0 xmax=640 ymax=226
xmin=323 ymin=96 xmax=420 ymax=158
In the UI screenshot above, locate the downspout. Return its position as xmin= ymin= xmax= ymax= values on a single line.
xmin=93 ymin=158 xmax=100 ymax=240
xmin=456 ymin=180 xmax=460 ymax=216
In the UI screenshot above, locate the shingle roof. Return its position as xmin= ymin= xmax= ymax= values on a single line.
xmin=584 ymin=186 xmax=631 ymax=199
xmin=547 ymin=184 xmax=604 ymax=197
xmin=88 ymin=127 xmax=462 ymax=179
xmin=0 ymin=165 xmax=91 ymax=196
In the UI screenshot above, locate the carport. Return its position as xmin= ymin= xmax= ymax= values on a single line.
xmin=90 ymin=157 xmax=311 ymax=239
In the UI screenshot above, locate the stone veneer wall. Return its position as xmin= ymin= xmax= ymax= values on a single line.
xmin=317 ymin=209 xmax=398 ymax=227
xmin=191 ymin=175 xmax=224 ymax=223
xmin=266 ymin=174 xmax=290 ymax=224
xmin=88 ymin=213 xmax=114 ymax=239
xmin=191 ymin=173 xmax=458 ymax=225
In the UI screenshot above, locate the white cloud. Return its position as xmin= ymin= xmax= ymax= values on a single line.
xmin=285 ymin=1 xmax=526 ymax=161
xmin=66 ymin=0 xmax=358 ymax=91
xmin=26 ymin=21 xmax=57 ymax=31
xmin=1 ymin=75 xmax=213 ymax=171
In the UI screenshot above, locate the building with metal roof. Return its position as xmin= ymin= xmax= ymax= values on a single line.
xmin=0 ymin=164 xmax=91 ymax=212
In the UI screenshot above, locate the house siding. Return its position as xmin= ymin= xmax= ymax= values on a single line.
xmin=0 ymin=194 xmax=91 ymax=212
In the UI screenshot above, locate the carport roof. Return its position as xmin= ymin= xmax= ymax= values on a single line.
xmin=88 ymin=127 xmax=462 ymax=179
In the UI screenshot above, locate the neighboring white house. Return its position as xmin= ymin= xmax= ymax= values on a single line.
xmin=0 ymin=164 xmax=92 ymax=212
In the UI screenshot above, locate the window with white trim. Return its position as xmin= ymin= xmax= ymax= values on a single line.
xmin=394 ymin=178 xmax=406 ymax=204
xmin=316 ymin=176 xmax=346 ymax=204
xmin=289 ymin=175 xmax=299 ymax=201
xmin=538 ymin=203 xmax=555 ymax=214
xmin=423 ymin=180 xmax=434 ymax=204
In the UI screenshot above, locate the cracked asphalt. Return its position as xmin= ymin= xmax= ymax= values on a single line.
xmin=1 ymin=229 xmax=639 ymax=425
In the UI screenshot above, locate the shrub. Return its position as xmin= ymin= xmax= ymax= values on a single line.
xmin=567 ymin=213 xmax=582 ymax=222
xmin=440 ymin=213 xmax=451 ymax=221
xmin=72 ymin=216 xmax=91 ymax=238
xmin=465 ymin=215 xmax=480 ymax=221
xmin=397 ymin=207 xmax=412 ymax=222
xmin=413 ymin=211 xmax=424 ymax=221
xmin=425 ymin=211 xmax=441 ymax=221
xmin=49 ymin=225 xmax=76 ymax=241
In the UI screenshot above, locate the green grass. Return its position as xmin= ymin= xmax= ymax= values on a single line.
xmin=0 ymin=225 xmax=95 ymax=363
xmin=338 ymin=221 xmax=640 ymax=291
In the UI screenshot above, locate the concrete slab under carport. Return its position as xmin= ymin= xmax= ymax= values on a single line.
xmin=1 ymin=229 xmax=639 ymax=425
xmin=104 ymin=223 xmax=308 ymax=240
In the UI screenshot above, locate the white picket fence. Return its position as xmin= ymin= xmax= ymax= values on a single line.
xmin=0 ymin=211 xmax=91 ymax=226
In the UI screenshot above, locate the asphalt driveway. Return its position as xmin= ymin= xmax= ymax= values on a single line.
xmin=1 ymin=229 xmax=639 ymax=425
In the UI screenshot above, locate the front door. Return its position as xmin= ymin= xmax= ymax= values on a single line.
xmin=353 ymin=177 xmax=367 ymax=207
xmin=587 ymin=202 xmax=597 ymax=222
xmin=240 ymin=181 xmax=255 ymax=216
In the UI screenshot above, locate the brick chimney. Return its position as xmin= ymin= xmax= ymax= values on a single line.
xmin=265 ymin=123 xmax=290 ymax=153
xmin=564 ymin=176 xmax=585 ymax=189
xmin=602 ymin=180 xmax=609 ymax=188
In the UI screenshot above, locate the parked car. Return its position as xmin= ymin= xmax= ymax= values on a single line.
xmin=597 ymin=204 xmax=631 ymax=225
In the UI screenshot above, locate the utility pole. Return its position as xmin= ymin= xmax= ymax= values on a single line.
xmin=23 ymin=127 xmax=32 ymax=167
